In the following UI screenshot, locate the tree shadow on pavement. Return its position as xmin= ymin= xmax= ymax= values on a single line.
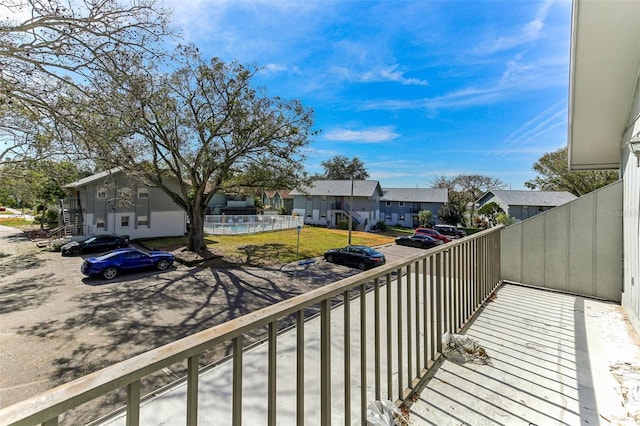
xmin=0 ymin=252 xmax=47 ymax=278
xmin=0 ymin=272 xmax=60 ymax=314
xmin=14 ymin=261 xmax=351 ymax=424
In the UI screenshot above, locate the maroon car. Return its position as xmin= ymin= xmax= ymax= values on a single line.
xmin=414 ymin=227 xmax=452 ymax=243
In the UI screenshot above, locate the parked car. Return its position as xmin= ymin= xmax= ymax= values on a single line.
xmin=81 ymin=247 xmax=175 ymax=280
xmin=61 ymin=235 xmax=129 ymax=256
xmin=434 ymin=224 xmax=466 ymax=239
xmin=323 ymin=245 xmax=386 ymax=270
xmin=395 ymin=233 xmax=442 ymax=249
xmin=414 ymin=228 xmax=452 ymax=243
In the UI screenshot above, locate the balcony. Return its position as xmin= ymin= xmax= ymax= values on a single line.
xmin=1 ymin=225 xmax=637 ymax=425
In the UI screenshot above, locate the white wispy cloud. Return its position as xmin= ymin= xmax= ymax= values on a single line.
xmin=478 ymin=0 xmax=558 ymax=54
xmin=501 ymin=101 xmax=566 ymax=147
xmin=261 ymin=63 xmax=288 ymax=74
xmin=324 ymin=127 xmax=400 ymax=143
xmin=361 ymin=65 xmax=428 ymax=86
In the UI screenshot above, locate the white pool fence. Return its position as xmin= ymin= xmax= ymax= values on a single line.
xmin=203 ymin=214 xmax=304 ymax=235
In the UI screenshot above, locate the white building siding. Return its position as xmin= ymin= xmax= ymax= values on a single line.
xmin=84 ymin=211 xmax=186 ymax=239
xmin=621 ymin=106 xmax=640 ymax=333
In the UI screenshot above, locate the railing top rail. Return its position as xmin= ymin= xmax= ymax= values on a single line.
xmin=0 ymin=225 xmax=503 ymax=426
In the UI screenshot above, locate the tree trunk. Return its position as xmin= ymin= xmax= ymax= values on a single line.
xmin=186 ymin=204 xmax=207 ymax=252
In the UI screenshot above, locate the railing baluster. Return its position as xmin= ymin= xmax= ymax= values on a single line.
xmin=374 ymin=277 xmax=381 ymax=401
xmin=464 ymin=241 xmax=469 ymax=319
xmin=423 ymin=257 xmax=429 ymax=368
xmin=447 ymin=249 xmax=453 ymax=334
xmin=360 ymin=284 xmax=367 ymax=425
xmin=296 ymin=310 xmax=305 ymax=426
xmin=406 ymin=263 xmax=412 ymax=388
xmin=455 ymin=245 xmax=461 ymax=330
xmin=414 ymin=261 xmax=421 ymax=374
xmin=429 ymin=255 xmax=436 ymax=361
xmin=386 ymin=273 xmax=393 ymax=400
xmin=435 ymin=253 xmax=443 ymax=355
xmin=344 ymin=290 xmax=351 ymax=426
xmin=42 ymin=417 xmax=58 ymax=426
xmin=126 ymin=380 xmax=140 ymax=426
xmin=232 ymin=336 xmax=243 ymax=426
xmin=187 ymin=355 xmax=199 ymax=426
xmin=268 ymin=321 xmax=277 ymax=426
xmin=396 ymin=267 xmax=403 ymax=401
xmin=321 ymin=299 xmax=331 ymax=426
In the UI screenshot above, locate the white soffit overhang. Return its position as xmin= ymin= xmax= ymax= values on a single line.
xmin=568 ymin=0 xmax=640 ymax=170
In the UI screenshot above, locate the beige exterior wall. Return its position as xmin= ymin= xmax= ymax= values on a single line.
xmin=501 ymin=181 xmax=623 ymax=301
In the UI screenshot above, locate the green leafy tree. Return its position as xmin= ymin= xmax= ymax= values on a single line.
xmin=320 ymin=155 xmax=369 ymax=180
xmin=418 ymin=210 xmax=434 ymax=227
xmin=0 ymin=160 xmax=78 ymax=226
xmin=437 ymin=193 xmax=466 ymax=226
xmin=64 ymin=47 xmax=314 ymax=252
xmin=525 ymin=147 xmax=619 ymax=196
xmin=478 ymin=201 xmax=504 ymax=227
xmin=496 ymin=212 xmax=516 ymax=226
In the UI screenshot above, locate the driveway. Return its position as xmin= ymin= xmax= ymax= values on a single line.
xmin=0 ymin=225 xmax=421 ymax=424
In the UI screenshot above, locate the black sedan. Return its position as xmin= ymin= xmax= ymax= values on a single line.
xmin=323 ymin=245 xmax=386 ymax=270
xmin=395 ymin=233 xmax=442 ymax=249
xmin=81 ymin=247 xmax=175 ymax=280
xmin=61 ymin=235 xmax=129 ymax=256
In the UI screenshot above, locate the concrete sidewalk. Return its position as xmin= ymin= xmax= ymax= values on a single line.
xmin=95 ymin=284 xmax=640 ymax=425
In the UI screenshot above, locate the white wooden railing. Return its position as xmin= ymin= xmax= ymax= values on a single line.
xmin=0 ymin=227 xmax=502 ymax=426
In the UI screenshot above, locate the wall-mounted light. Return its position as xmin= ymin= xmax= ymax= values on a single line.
xmin=629 ymin=135 xmax=640 ymax=167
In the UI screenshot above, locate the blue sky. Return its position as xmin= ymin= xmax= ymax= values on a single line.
xmin=165 ymin=0 xmax=572 ymax=189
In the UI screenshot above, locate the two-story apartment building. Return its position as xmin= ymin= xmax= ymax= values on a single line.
xmin=262 ymin=189 xmax=293 ymax=213
xmin=477 ymin=189 xmax=577 ymax=222
xmin=290 ymin=180 xmax=383 ymax=231
xmin=62 ymin=169 xmax=188 ymax=239
xmin=380 ymin=187 xmax=448 ymax=227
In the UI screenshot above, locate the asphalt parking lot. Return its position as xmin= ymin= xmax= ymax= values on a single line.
xmin=0 ymin=225 xmax=420 ymax=423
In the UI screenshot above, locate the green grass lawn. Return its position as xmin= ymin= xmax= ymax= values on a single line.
xmin=146 ymin=227 xmax=396 ymax=265
xmin=0 ymin=217 xmax=34 ymax=227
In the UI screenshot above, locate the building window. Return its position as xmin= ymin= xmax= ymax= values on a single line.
xmin=137 ymin=215 xmax=149 ymax=226
xmin=138 ymin=188 xmax=149 ymax=199
xmin=96 ymin=218 xmax=105 ymax=229
xmin=121 ymin=216 xmax=130 ymax=227
xmin=97 ymin=188 xmax=106 ymax=199
xmin=399 ymin=202 xmax=405 ymax=207
xmin=385 ymin=201 xmax=391 ymax=206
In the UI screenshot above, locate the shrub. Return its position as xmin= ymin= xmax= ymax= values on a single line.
xmin=278 ymin=206 xmax=290 ymax=215
xmin=472 ymin=216 xmax=489 ymax=229
xmin=337 ymin=219 xmax=357 ymax=230
xmin=50 ymin=237 xmax=71 ymax=252
xmin=46 ymin=209 xmax=58 ymax=225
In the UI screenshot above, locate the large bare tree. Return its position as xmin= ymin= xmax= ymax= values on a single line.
xmin=0 ymin=0 xmax=172 ymax=162
xmin=66 ymin=47 xmax=314 ymax=252
xmin=430 ymin=174 xmax=506 ymax=226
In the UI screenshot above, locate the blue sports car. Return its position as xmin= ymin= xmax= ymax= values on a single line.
xmin=81 ymin=247 xmax=175 ymax=280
